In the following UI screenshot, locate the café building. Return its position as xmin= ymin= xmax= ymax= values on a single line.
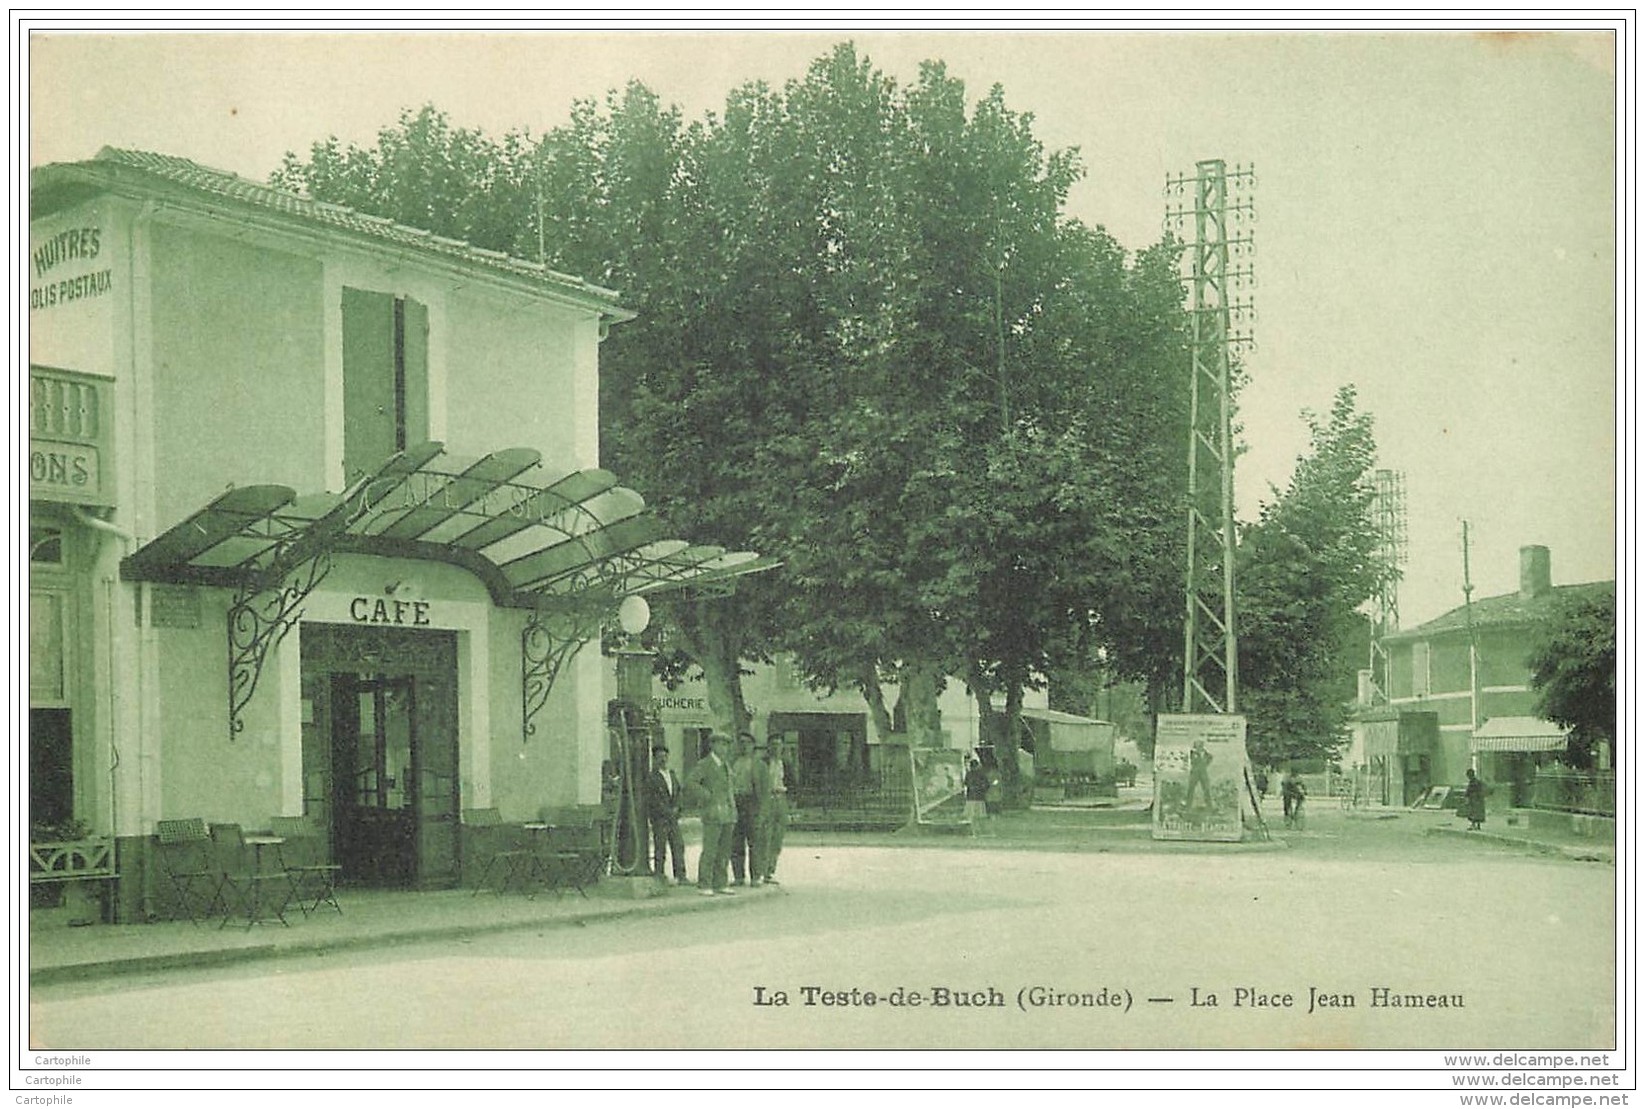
xmin=28 ymin=148 xmax=762 ymax=920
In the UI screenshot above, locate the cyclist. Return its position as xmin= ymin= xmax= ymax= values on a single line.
xmin=1281 ymin=768 xmax=1307 ymax=829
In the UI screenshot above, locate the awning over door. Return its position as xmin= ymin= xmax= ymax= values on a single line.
xmin=1471 ymin=716 xmax=1569 ymax=753
xmin=121 ymin=442 xmax=777 ymax=608
xmin=121 ymin=443 xmax=777 ymax=739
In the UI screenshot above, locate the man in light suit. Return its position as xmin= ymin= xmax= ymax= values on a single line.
xmin=646 ymin=742 xmax=687 ymax=884
xmin=684 ymin=732 xmax=737 ymax=896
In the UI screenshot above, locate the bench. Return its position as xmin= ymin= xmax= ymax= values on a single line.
xmin=29 ymin=836 xmax=117 ymax=884
xmin=29 ymin=837 xmax=118 ymax=923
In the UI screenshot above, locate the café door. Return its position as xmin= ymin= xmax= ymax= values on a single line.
xmin=305 ymin=625 xmax=460 ymax=889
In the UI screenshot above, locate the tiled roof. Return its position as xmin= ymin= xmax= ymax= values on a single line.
xmin=31 ymin=147 xmax=630 ymax=315
xmin=1385 ymin=579 xmax=1613 ymax=641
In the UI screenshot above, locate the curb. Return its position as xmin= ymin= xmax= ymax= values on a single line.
xmin=31 ymin=884 xmax=770 ymax=987
xmin=1426 ymin=825 xmax=1615 ymax=863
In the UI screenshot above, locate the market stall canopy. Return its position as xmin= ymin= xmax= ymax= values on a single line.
xmin=1021 ymin=707 xmax=1116 ymax=751
xmin=120 ymin=442 xmax=778 ymax=610
xmin=1471 ymin=716 xmax=1569 ymax=754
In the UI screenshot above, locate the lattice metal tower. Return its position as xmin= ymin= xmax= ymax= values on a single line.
xmin=1166 ymin=159 xmax=1254 ymax=714
xmin=1366 ymin=469 xmax=1408 ymax=705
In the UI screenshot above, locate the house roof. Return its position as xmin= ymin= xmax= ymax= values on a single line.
xmin=1384 ymin=579 xmax=1613 ymax=643
xmin=30 ymin=147 xmax=634 ymax=320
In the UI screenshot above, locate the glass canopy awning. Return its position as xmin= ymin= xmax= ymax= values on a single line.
xmin=120 ymin=443 xmax=777 ymax=738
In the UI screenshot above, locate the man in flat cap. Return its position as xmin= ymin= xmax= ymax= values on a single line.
xmin=646 ymin=741 xmax=687 ymax=885
xmin=684 ymin=732 xmax=737 ymax=895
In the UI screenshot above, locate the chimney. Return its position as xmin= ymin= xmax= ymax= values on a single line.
xmin=1519 ymin=545 xmax=1552 ymax=600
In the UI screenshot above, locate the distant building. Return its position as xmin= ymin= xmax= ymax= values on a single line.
xmin=1374 ymin=545 xmax=1611 ymax=808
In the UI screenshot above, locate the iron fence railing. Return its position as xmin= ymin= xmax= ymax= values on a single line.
xmin=790 ymin=767 xmax=913 ymax=821
xmin=1530 ymin=769 xmax=1615 ymax=817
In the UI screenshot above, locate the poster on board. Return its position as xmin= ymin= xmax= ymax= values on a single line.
xmin=909 ymin=746 xmax=967 ymax=824
xmin=1153 ymin=714 xmax=1248 ymax=841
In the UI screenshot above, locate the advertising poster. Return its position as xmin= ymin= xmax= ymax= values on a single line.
xmin=908 ymin=746 xmax=966 ymax=824
xmin=1153 ymin=714 xmax=1248 ymax=841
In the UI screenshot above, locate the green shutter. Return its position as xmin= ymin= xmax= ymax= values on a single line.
xmin=401 ymin=297 xmax=429 ymax=448
xmin=342 ymin=288 xmax=396 ymax=481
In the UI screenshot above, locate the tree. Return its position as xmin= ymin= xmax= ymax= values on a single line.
xmin=1236 ymin=386 xmax=1390 ymax=768
xmin=1528 ymin=586 xmax=1616 ymax=770
xmin=272 ymin=46 xmax=1195 ymax=762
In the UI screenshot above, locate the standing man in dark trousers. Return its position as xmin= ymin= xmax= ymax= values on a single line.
xmin=646 ymin=742 xmax=687 ymax=885
xmin=729 ymin=732 xmax=763 ymax=887
xmin=756 ymin=737 xmax=789 ymax=885
xmin=685 ymin=732 xmax=737 ymax=896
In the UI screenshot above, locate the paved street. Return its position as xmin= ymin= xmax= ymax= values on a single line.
xmin=29 ymin=805 xmax=1615 ymax=1052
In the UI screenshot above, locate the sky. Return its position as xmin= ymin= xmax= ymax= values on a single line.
xmin=22 ymin=22 xmax=1624 ymax=627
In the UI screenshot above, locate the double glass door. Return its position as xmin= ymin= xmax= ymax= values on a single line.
xmin=304 ymin=625 xmax=459 ymax=889
xmin=334 ymin=675 xmax=418 ymax=886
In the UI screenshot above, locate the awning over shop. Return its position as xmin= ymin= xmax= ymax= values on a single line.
xmin=121 ymin=442 xmax=777 ymax=609
xmin=1471 ymin=716 xmax=1569 ymax=753
xmin=1021 ymin=707 xmax=1115 ymax=752
xmin=121 ymin=443 xmax=778 ymax=739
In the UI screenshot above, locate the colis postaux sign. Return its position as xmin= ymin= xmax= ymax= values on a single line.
xmin=30 ymin=226 xmax=113 ymax=310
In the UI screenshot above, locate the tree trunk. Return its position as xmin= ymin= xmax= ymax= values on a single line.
xmin=859 ymin=667 xmax=895 ymax=742
xmin=672 ymin=599 xmax=750 ymax=738
xmin=997 ymin=679 xmax=1027 ymax=807
xmin=897 ymin=657 xmax=944 ymax=748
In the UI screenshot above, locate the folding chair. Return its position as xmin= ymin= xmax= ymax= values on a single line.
xmin=154 ymin=818 xmax=222 ymax=925
xmin=538 ymin=824 xmax=603 ymax=899
xmin=209 ymin=822 xmax=292 ymax=929
xmin=464 ymin=808 xmax=537 ymax=895
xmin=270 ymin=816 xmax=342 ymax=917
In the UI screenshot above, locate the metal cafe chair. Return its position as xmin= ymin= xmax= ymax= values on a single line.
xmin=154 ymin=817 xmax=222 ymax=925
xmin=269 ymin=816 xmax=342 ymax=917
xmin=464 ymin=807 xmax=538 ymax=895
xmin=535 ymin=823 xmax=603 ymax=900
xmin=209 ymin=822 xmax=292 ymax=929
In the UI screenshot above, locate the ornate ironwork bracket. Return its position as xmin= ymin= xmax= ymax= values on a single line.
xmin=227 ymin=553 xmax=331 ymax=739
xmin=521 ymin=606 xmax=601 ymax=743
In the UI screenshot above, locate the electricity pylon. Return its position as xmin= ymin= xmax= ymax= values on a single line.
xmin=1367 ymin=469 xmax=1408 ymax=705
xmin=1166 ymin=159 xmax=1254 ymax=714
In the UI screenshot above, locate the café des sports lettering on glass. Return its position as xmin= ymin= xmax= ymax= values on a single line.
xmin=357 ymin=469 xmax=588 ymax=528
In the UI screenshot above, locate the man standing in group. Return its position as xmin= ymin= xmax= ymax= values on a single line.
xmin=646 ymin=741 xmax=688 ymax=885
xmin=685 ymin=732 xmax=737 ymax=896
xmin=729 ymin=732 xmax=763 ymax=887
xmin=756 ymin=737 xmax=789 ymax=886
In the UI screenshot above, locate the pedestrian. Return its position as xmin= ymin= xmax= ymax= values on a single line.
xmin=645 ymin=742 xmax=688 ymax=885
xmin=729 ymin=731 xmax=763 ymax=886
xmin=755 ymin=738 xmax=789 ymax=885
xmin=964 ymin=755 xmax=993 ymax=836
xmin=684 ymin=731 xmax=737 ymax=895
xmin=1253 ymin=767 xmax=1270 ymax=801
xmin=1281 ymin=767 xmax=1306 ymax=828
xmin=1462 ymin=767 xmax=1487 ymax=830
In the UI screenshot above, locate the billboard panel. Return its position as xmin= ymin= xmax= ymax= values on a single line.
xmin=1153 ymin=714 xmax=1248 ymax=841
xmin=909 ymin=746 xmax=967 ymax=824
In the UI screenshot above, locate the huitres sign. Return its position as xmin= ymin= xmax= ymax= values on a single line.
xmin=1153 ymin=714 xmax=1249 ymax=842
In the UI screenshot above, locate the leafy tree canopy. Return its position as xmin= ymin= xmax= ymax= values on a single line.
xmin=1237 ymin=385 xmax=1390 ymax=767
xmin=274 ymin=44 xmax=1193 ymax=754
xmin=1528 ymin=586 xmax=1616 ymax=769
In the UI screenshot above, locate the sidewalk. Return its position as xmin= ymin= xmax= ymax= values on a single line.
xmin=30 ymin=804 xmax=1611 ymax=986
xmin=1421 ymin=808 xmax=1617 ymax=863
xmin=29 ymin=876 xmax=777 ymax=986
